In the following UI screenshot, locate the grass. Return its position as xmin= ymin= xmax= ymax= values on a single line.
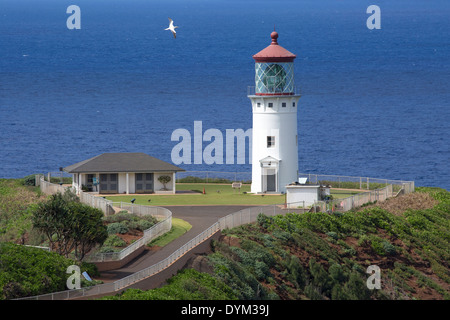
xmin=105 ymin=183 xmax=366 ymax=206
xmin=330 ymin=189 xmax=367 ymax=199
xmin=106 ymin=183 xmax=286 ymax=206
xmin=148 ymin=218 xmax=192 ymax=248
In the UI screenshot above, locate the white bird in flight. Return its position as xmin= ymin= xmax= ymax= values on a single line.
xmin=165 ymin=18 xmax=178 ymax=38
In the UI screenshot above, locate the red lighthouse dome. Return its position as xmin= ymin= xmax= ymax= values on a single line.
xmin=252 ymin=31 xmax=296 ymax=63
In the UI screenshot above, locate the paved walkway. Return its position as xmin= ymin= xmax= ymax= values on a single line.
xmin=79 ymin=204 xmax=305 ymax=299
xmin=96 ymin=205 xmax=254 ymax=283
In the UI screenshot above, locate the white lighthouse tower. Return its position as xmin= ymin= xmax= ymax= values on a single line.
xmin=248 ymin=31 xmax=301 ymax=194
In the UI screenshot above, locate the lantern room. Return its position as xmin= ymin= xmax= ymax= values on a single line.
xmin=252 ymin=31 xmax=297 ymax=95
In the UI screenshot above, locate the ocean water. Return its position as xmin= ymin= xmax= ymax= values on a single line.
xmin=0 ymin=0 xmax=449 ymax=190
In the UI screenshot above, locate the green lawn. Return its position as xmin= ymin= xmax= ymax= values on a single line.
xmin=330 ymin=189 xmax=367 ymax=199
xmin=105 ymin=184 xmax=365 ymax=206
xmin=106 ymin=183 xmax=286 ymax=206
xmin=148 ymin=218 xmax=192 ymax=248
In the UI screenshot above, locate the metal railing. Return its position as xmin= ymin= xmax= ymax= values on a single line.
xmin=20 ymin=172 xmax=415 ymax=300
xmin=38 ymin=175 xmax=115 ymax=215
xmin=329 ymin=184 xmax=393 ymax=212
xmin=85 ymin=202 xmax=172 ymax=263
xmin=298 ymin=173 xmax=414 ymax=194
xmin=37 ymin=175 xmax=173 ymax=263
xmin=247 ymin=86 xmax=301 ymax=96
xmin=38 ymin=175 xmax=72 ymax=194
xmin=79 ymin=191 xmax=115 ymax=216
xmin=16 ymin=204 xmax=287 ymax=300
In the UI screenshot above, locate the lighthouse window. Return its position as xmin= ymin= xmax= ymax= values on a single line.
xmin=268 ymin=103 xmax=273 ymax=108
xmin=282 ymin=102 xmax=286 ymax=107
xmin=267 ymin=136 xmax=275 ymax=148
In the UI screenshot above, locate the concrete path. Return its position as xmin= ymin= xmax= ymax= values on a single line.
xmin=80 ymin=204 xmax=306 ymax=299
xmin=97 ymin=205 xmax=254 ymax=283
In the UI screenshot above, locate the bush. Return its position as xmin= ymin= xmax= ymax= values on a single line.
xmin=104 ymin=235 xmax=126 ymax=247
xmin=370 ymin=237 xmax=386 ymax=255
xmin=0 ymin=243 xmax=97 ymax=300
xmin=103 ymin=212 xmax=157 ymax=232
xmin=326 ymin=231 xmax=339 ymax=241
xmin=21 ymin=174 xmax=37 ymax=186
xmin=103 ymin=211 xmax=134 ymax=223
xmin=107 ymin=222 xmax=129 ymax=235
xmin=383 ymin=241 xmax=397 ymax=256
xmin=256 ymin=213 xmax=273 ymax=229
xmin=137 ymin=219 xmax=155 ymax=231
xmin=98 ymin=246 xmax=120 ymax=253
xmin=101 ymin=269 xmax=237 ymax=300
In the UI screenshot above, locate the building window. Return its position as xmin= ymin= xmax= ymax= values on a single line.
xmin=257 ymin=102 xmax=261 ymax=107
xmin=282 ymin=102 xmax=286 ymax=107
xmin=268 ymin=102 xmax=273 ymax=108
xmin=87 ymin=174 xmax=95 ymax=184
xmin=267 ymin=136 xmax=275 ymax=148
xmin=292 ymin=102 xmax=296 ymax=107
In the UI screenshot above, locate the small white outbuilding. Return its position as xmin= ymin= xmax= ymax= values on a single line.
xmin=286 ymin=179 xmax=331 ymax=208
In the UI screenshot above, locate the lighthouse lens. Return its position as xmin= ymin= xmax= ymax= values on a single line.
xmin=262 ymin=64 xmax=286 ymax=93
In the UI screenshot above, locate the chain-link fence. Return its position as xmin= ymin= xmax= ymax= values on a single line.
xmin=16 ymin=204 xmax=289 ymax=300
xmin=298 ymin=173 xmax=414 ymax=194
xmin=38 ymin=175 xmax=115 ymax=215
xmin=85 ymin=203 xmax=172 ymax=263
xmin=37 ymin=175 xmax=173 ymax=263
xmin=21 ymin=171 xmax=415 ymax=300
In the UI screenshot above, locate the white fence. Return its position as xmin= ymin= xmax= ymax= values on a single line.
xmin=16 ymin=204 xmax=286 ymax=300
xmin=21 ymin=172 xmax=415 ymax=300
xmin=79 ymin=192 xmax=115 ymax=216
xmin=85 ymin=203 xmax=172 ymax=263
xmin=38 ymin=175 xmax=115 ymax=215
xmin=330 ymin=184 xmax=393 ymax=212
xmin=298 ymin=173 xmax=414 ymax=193
xmin=37 ymin=175 xmax=70 ymax=194
xmin=36 ymin=175 xmax=173 ymax=263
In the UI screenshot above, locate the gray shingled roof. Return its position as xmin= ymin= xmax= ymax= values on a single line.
xmin=63 ymin=153 xmax=185 ymax=173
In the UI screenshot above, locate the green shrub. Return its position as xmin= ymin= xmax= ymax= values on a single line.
xmin=370 ymin=237 xmax=385 ymax=255
xmin=383 ymin=241 xmax=397 ymax=256
xmin=103 ymin=212 xmax=134 ymax=223
xmin=326 ymin=231 xmax=339 ymax=241
xmin=98 ymin=246 xmax=120 ymax=253
xmin=137 ymin=219 xmax=155 ymax=231
xmin=103 ymin=212 xmax=157 ymax=232
xmin=21 ymin=174 xmax=37 ymax=186
xmin=101 ymin=269 xmax=237 ymax=300
xmin=107 ymin=222 xmax=129 ymax=235
xmin=0 ymin=243 xmax=97 ymax=300
xmin=104 ymin=235 xmax=126 ymax=247
xmin=256 ymin=213 xmax=273 ymax=229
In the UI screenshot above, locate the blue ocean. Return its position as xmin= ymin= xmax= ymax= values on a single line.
xmin=1 ymin=0 xmax=449 ymax=190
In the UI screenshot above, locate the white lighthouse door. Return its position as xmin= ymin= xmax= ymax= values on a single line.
xmin=266 ymin=169 xmax=276 ymax=192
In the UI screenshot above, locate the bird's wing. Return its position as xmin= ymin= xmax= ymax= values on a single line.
xmin=173 ymin=31 xmax=176 ymax=39
xmin=168 ymin=18 xmax=174 ymax=27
